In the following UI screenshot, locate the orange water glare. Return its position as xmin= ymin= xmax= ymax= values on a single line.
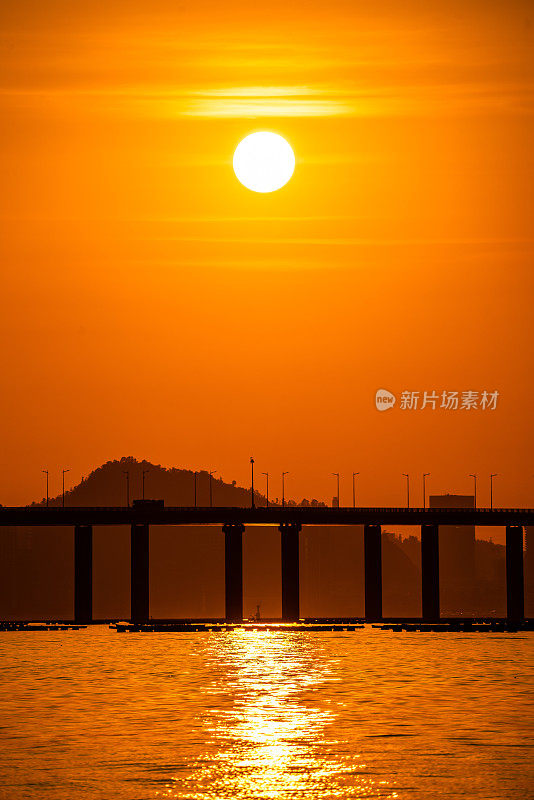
xmin=158 ymin=630 xmax=392 ymax=799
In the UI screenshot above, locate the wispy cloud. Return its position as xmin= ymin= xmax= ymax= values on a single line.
xmin=180 ymin=84 xmax=346 ymax=117
xmin=2 ymin=81 xmax=531 ymax=119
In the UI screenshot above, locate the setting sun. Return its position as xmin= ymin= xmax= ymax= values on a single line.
xmin=233 ymin=132 xmax=295 ymax=193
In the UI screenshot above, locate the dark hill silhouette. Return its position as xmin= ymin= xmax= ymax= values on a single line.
xmin=33 ymin=457 xmax=267 ymax=509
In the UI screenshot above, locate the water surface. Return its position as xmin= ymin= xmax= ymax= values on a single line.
xmin=0 ymin=627 xmax=532 ymax=799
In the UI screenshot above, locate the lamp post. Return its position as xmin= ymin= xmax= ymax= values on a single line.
xmin=352 ymin=472 xmax=359 ymax=508
xmin=332 ymin=472 xmax=340 ymax=508
xmin=123 ymin=470 xmax=130 ymax=507
xmin=402 ymin=473 xmax=410 ymax=508
xmin=469 ymin=473 xmax=477 ymax=508
xmin=62 ymin=469 xmax=70 ymax=508
xmin=42 ymin=470 xmax=49 ymax=508
xmin=490 ymin=473 xmax=498 ymax=509
xmin=193 ymin=471 xmax=197 ymax=507
xmin=422 ymin=473 xmax=430 ymax=509
xmin=250 ymin=457 xmax=255 ymax=509
xmin=209 ymin=470 xmax=216 ymax=507
xmin=282 ymin=472 xmax=289 ymax=508
xmin=262 ymin=472 xmax=269 ymax=507
xmin=142 ymin=469 xmax=149 ymax=500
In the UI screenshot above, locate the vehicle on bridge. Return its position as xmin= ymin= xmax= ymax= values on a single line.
xmin=132 ymin=499 xmax=164 ymax=509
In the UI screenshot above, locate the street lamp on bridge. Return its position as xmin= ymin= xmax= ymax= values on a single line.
xmin=282 ymin=471 xmax=289 ymax=508
xmin=42 ymin=470 xmax=49 ymax=508
xmin=62 ymin=469 xmax=70 ymax=508
xmin=209 ymin=470 xmax=217 ymax=507
xmin=469 ymin=473 xmax=477 ymax=508
xmin=123 ymin=470 xmax=130 ymax=507
xmin=332 ymin=473 xmax=340 ymax=508
xmin=402 ymin=473 xmax=410 ymax=508
xmin=250 ymin=457 xmax=255 ymax=509
xmin=490 ymin=473 xmax=498 ymax=509
xmin=142 ymin=469 xmax=149 ymax=500
xmin=352 ymin=472 xmax=359 ymax=508
xmin=422 ymin=473 xmax=430 ymax=509
xmin=262 ymin=472 xmax=269 ymax=507
xmin=193 ymin=471 xmax=197 ymax=507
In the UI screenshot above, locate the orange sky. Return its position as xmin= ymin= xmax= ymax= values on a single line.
xmin=1 ymin=0 xmax=533 ymax=515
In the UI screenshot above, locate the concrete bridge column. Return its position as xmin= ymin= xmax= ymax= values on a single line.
xmin=421 ymin=523 xmax=440 ymax=621
xmin=280 ymin=523 xmax=301 ymax=621
xmin=506 ymin=525 xmax=524 ymax=623
xmin=131 ymin=523 xmax=150 ymax=624
xmin=364 ymin=524 xmax=382 ymax=621
xmin=223 ymin=523 xmax=244 ymax=622
xmin=74 ymin=525 xmax=92 ymax=624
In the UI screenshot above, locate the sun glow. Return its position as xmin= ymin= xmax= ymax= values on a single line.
xmin=233 ymin=132 xmax=295 ymax=193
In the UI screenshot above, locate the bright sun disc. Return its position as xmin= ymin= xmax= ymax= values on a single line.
xmin=233 ymin=132 xmax=295 ymax=193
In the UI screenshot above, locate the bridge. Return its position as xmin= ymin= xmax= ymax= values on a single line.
xmin=1 ymin=505 xmax=532 ymax=625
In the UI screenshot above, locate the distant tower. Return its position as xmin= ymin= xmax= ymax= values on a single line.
xmin=429 ymin=494 xmax=476 ymax=616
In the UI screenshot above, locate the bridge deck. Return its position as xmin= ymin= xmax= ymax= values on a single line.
xmin=0 ymin=506 xmax=532 ymax=527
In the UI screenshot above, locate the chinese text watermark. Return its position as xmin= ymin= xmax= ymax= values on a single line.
xmin=375 ymin=389 xmax=499 ymax=411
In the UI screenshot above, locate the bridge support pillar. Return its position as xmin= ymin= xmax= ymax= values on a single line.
xmin=131 ymin=524 xmax=150 ymax=624
xmin=223 ymin=523 xmax=244 ymax=622
xmin=364 ymin=524 xmax=382 ymax=621
xmin=506 ymin=526 xmax=524 ymax=623
xmin=421 ymin=524 xmax=440 ymax=621
xmin=74 ymin=525 xmax=92 ymax=624
xmin=280 ymin=523 xmax=301 ymax=621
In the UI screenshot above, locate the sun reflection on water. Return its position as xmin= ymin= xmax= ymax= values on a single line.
xmin=156 ymin=630 xmax=397 ymax=799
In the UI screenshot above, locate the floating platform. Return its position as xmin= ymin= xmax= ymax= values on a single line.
xmin=110 ymin=619 xmax=534 ymax=633
xmin=1 ymin=619 xmax=531 ymax=633
xmin=111 ymin=622 xmax=365 ymax=633
xmin=373 ymin=621 xmax=534 ymax=633
xmin=0 ymin=622 xmax=87 ymax=632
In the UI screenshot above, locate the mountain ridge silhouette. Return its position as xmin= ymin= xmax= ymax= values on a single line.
xmin=31 ymin=456 xmax=325 ymax=509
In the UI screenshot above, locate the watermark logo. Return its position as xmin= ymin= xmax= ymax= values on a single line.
xmin=375 ymin=389 xmax=396 ymax=411
xmin=375 ymin=389 xmax=499 ymax=411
